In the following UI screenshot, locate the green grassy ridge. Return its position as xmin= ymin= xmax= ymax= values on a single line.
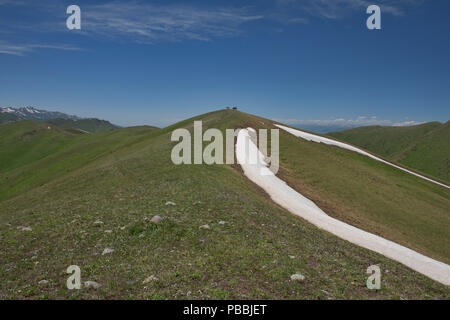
xmin=46 ymin=118 xmax=118 ymax=133
xmin=0 ymin=122 xmax=159 ymax=202
xmin=0 ymin=110 xmax=448 ymax=299
xmin=328 ymin=122 xmax=449 ymax=183
xmin=272 ymin=121 xmax=450 ymax=265
xmin=0 ymin=121 xmax=85 ymax=174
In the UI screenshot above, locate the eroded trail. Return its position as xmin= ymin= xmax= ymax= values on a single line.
xmin=236 ymin=128 xmax=450 ymax=286
xmin=275 ymin=124 xmax=450 ymax=189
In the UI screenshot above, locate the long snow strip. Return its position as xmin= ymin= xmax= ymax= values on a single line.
xmin=236 ymin=128 xmax=450 ymax=286
xmin=275 ymin=124 xmax=449 ymax=189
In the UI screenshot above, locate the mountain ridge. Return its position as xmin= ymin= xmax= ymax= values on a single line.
xmin=328 ymin=121 xmax=450 ymax=183
xmin=0 ymin=106 xmax=118 ymax=133
xmin=0 ymin=109 xmax=448 ymax=299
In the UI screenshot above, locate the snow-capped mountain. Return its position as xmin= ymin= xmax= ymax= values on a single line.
xmin=0 ymin=106 xmax=118 ymax=133
xmin=0 ymin=106 xmax=80 ymax=122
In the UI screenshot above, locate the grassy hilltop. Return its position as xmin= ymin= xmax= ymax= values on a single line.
xmin=328 ymin=122 xmax=450 ymax=184
xmin=0 ymin=110 xmax=449 ymax=299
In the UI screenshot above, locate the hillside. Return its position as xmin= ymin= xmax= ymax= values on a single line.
xmin=328 ymin=122 xmax=450 ymax=183
xmin=1 ymin=107 xmax=118 ymax=133
xmin=0 ymin=121 xmax=85 ymax=174
xmin=0 ymin=112 xmax=20 ymax=124
xmin=0 ymin=110 xmax=448 ymax=299
xmin=47 ymin=118 xmax=118 ymax=133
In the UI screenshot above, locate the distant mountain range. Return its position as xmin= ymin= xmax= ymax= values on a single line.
xmin=0 ymin=106 xmax=118 ymax=133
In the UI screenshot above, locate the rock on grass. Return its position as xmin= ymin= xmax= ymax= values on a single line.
xmin=150 ymin=215 xmax=162 ymax=224
xmin=84 ymin=281 xmax=101 ymax=289
xmin=102 ymin=248 xmax=114 ymax=255
xmin=290 ymin=273 xmax=305 ymax=281
xmin=142 ymin=275 xmax=158 ymax=284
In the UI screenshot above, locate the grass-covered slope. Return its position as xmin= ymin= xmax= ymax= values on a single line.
xmin=47 ymin=118 xmax=118 ymax=133
xmin=0 ymin=123 xmax=158 ymax=202
xmin=0 ymin=121 xmax=85 ymax=174
xmin=0 ymin=110 xmax=448 ymax=299
xmin=328 ymin=122 xmax=450 ymax=183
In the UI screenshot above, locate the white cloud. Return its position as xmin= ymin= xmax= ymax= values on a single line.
xmin=0 ymin=41 xmax=82 ymax=56
xmin=282 ymin=0 xmax=423 ymax=19
xmin=80 ymin=2 xmax=263 ymax=42
xmin=392 ymin=120 xmax=424 ymax=126
xmin=0 ymin=0 xmax=426 ymax=55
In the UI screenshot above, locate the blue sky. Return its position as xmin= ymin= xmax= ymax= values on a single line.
xmin=0 ymin=0 xmax=449 ymax=128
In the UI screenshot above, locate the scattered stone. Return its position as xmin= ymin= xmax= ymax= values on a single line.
xmin=320 ymin=289 xmax=331 ymax=296
xmin=199 ymin=224 xmax=211 ymax=230
xmin=84 ymin=281 xmax=101 ymax=289
xmin=218 ymin=221 xmax=226 ymax=225
xmin=102 ymin=248 xmax=114 ymax=255
xmin=150 ymin=215 xmax=162 ymax=224
xmin=290 ymin=273 xmax=305 ymax=281
xmin=142 ymin=275 xmax=158 ymax=284
xmin=20 ymin=226 xmax=32 ymax=232
xmin=165 ymin=201 xmax=176 ymax=206
xmin=138 ymin=233 xmax=145 ymax=238
xmin=104 ymin=230 xmax=112 ymax=234
xmin=289 ymin=255 xmax=296 ymax=259
xmin=93 ymin=220 xmax=103 ymax=225
xmin=120 ymin=226 xmax=126 ymax=230
xmin=38 ymin=279 xmax=48 ymax=285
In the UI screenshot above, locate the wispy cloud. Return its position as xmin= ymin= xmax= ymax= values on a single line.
xmin=0 ymin=41 xmax=82 ymax=56
xmin=276 ymin=116 xmax=423 ymax=128
xmin=81 ymin=2 xmax=263 ymax=42
xmin=0 ymin=0 xmax=425 ymax=55
xmin=279 ymin=0 xmax=423 ymax=19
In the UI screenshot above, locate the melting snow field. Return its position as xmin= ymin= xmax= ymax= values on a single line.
xmin=275 ymin=124 xmax=450 ymax=189
xmin=236 ymin=128 xmax=450 ymax=286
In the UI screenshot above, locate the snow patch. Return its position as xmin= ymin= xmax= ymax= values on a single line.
xmin=236 ymin=127 xmax=450 ymax=286
xmin=275 ymin=124 xmax=449 ymax=189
